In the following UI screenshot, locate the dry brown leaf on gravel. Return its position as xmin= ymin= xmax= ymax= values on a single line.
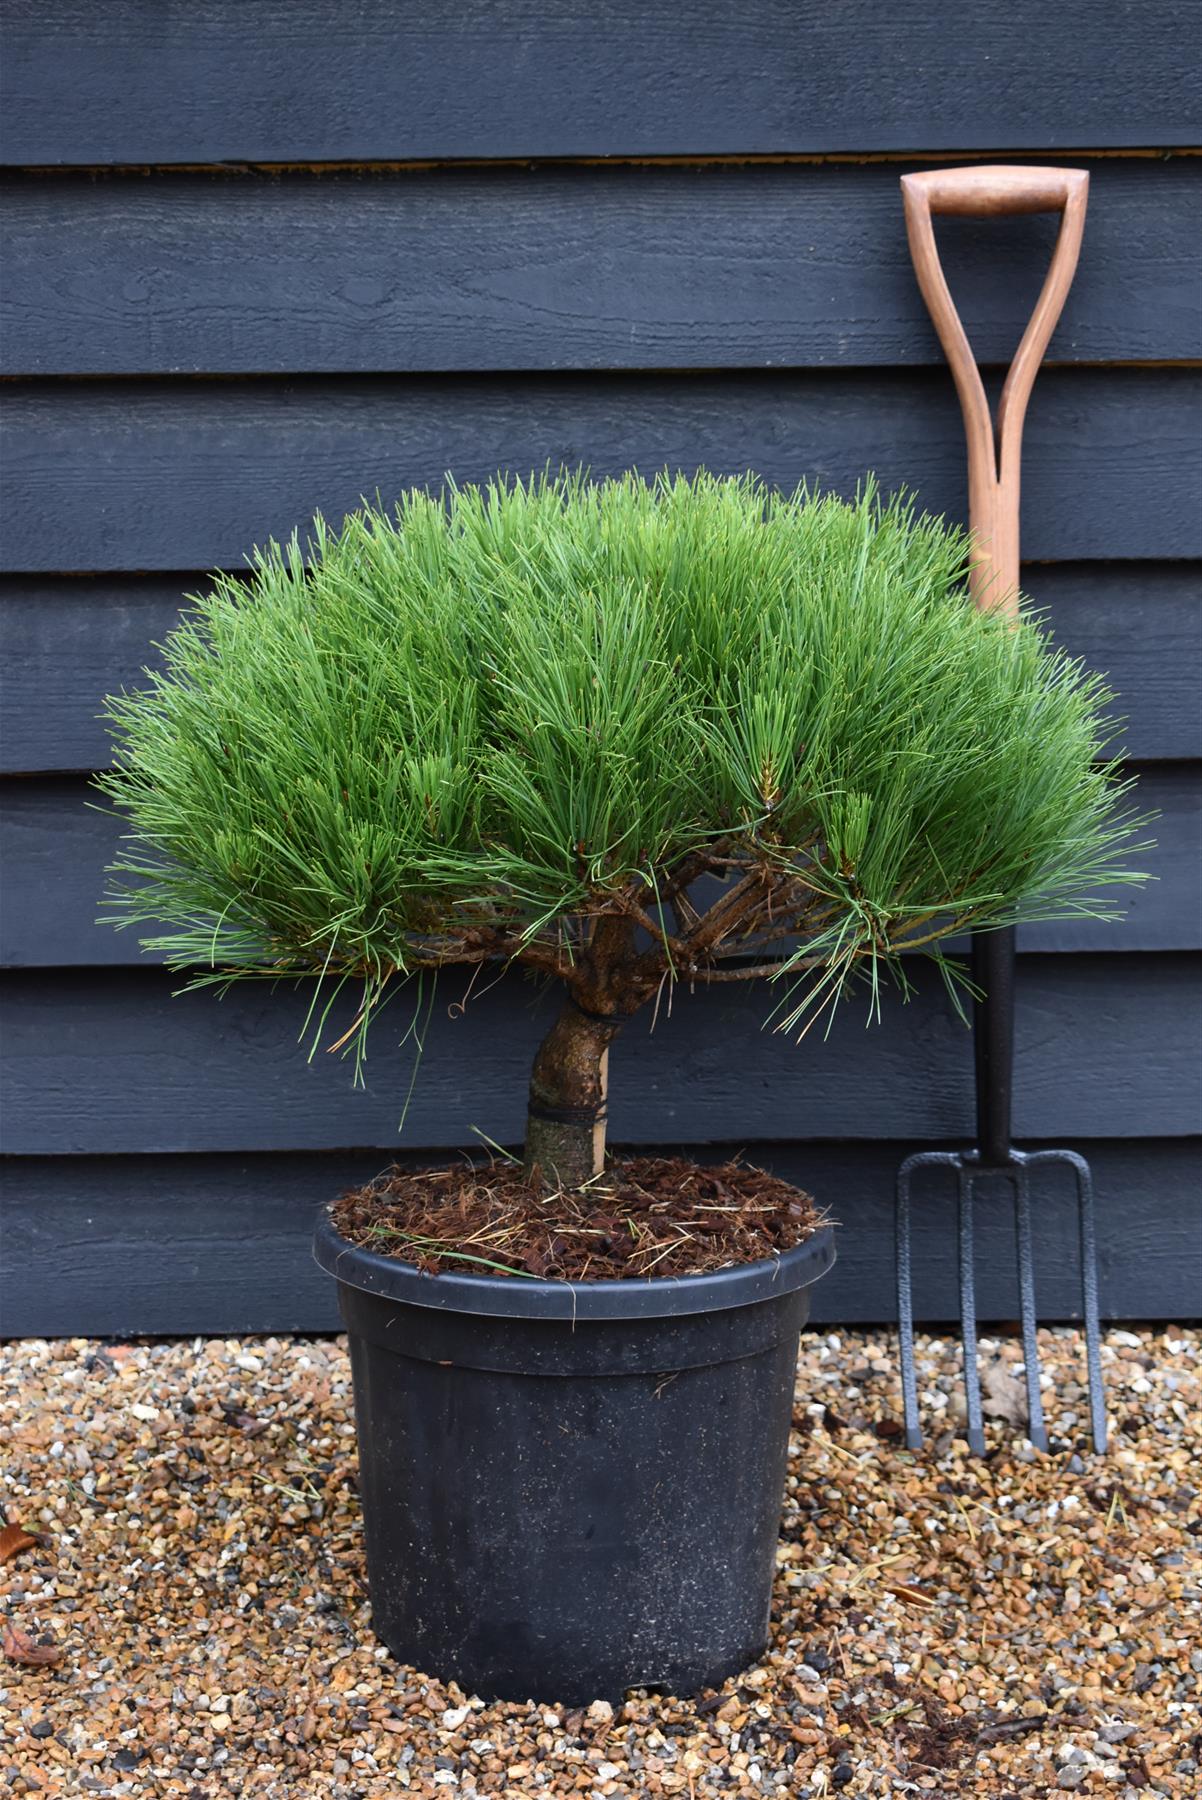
xmin=223 ymin=1408 xmax=270 ymax=1437
xmin=0 ymin=1522 xmax=39 ymax=1564
xmin=980 ymin=1357 xmax=1029 ymax=1425
xmin=1 ymin=1618 xmax=61 ymax=1667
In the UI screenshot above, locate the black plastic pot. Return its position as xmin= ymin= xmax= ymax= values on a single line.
xmin=314 ymin=1212 xmax=836 ymax=1703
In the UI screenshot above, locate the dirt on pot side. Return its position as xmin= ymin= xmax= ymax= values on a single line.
xmin=330 ymin=1155 xmax=820 ymax=1282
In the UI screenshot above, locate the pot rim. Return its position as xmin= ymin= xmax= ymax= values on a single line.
xmin=314 ymin=1209 xmax=836 ymax=1321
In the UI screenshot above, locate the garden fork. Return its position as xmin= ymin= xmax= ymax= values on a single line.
xmin=894 ymin=166 xmax=1106 ymax=1456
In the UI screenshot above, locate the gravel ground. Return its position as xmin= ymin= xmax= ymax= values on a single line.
xmin=1 ymin=1326 xmax=1198 ymax=1799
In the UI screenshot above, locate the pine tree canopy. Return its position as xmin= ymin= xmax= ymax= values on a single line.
xmin=100 ymin=471 xmax=1143 ymax=1065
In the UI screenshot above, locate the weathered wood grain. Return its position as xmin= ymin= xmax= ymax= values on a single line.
xmin=3 ymin=768 xmax=1193 ymax=968
xmin=2 ymin=1140 xmax=1198 ymax=1337
xmin=3 ymin=3 xmax=1198 ymax=1341
xmin=3 ymin=371 xmax=1199 ymax=573
xmin=2 ymin=958 xmax=1197 ymax=1156
xmin=4 ymin=160 xmax=1199 ymax=375
xmin=2 ymin=1 xmax=1197 ymax=164
xmin=5 ymin=563 xmax=1198 ymax=773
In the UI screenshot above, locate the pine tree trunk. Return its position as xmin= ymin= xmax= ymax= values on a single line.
xmin=523 ymin=999 xmax=622 ymax=1190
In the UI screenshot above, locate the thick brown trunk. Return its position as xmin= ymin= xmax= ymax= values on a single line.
xmin=523 ymin=1000 xmax=623 ymax=1190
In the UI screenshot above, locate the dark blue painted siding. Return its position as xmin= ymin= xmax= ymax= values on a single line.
xmin=2 ymin=2 xmax=1198 ymax=162
xmin=1 ymin=4 xmax=1199 ymax=1334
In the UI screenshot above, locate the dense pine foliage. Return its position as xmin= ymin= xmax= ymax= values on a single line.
xmin=100 ymin=473 xmax=1141 ymax=1070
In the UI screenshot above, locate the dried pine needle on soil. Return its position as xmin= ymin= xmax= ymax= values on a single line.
xmin=331 ymin=1156 xmax=820 ymax=1281
xmin=2 ymin=1327 xmax=1199 ymax=1799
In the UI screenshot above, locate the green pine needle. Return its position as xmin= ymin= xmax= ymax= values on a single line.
xmin=98 ymin=470 xmax=1150 ymax=1078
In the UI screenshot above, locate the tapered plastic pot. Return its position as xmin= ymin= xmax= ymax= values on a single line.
xmin=314 ymin=1211 xmax=836 ymax=1704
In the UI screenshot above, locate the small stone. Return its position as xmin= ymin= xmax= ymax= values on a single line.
xmin=29 ymin=1722 xmax=53 ymax=1741
xmin=1057 ymin=1769 xmax=1087 ymax=1790
xmin=587 ymin=1700 xmax=614 ymax=1726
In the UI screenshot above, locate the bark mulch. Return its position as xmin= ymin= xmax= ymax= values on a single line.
xmin=331 ymin=1156 xmax=820 ymax=1281
xmin=1 ymin=1326 xmax=1199 ymax=1798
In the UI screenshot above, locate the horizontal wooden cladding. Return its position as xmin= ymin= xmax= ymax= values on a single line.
xmin=3 ymin=766 xmax=1193 ymax=969
xmin=2 ymin=957 xmax=1197 ymax=1157
xmin=3 ymin=369 xmax=1200 ymax=574
xmin=4 ymin=160 xmax=1199 ymax=375
xmin=1 ymin=1 xmax=1197 ymax=164
xmin=2 ymin=1140 xmax=1199 ymax=1336
xmin=4 ymin=562 xmax=1198 ymax=774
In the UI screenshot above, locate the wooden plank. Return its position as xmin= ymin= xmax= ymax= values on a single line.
xmin=1 ymin=957 xmax=1197 ymax=1156
xmin=3 ymin=370 xmax=1199 ymax=573
xmin=2 ymin=1140 xmax=1198 ymax=1337
xmin=4 ymin=160 xmax=1199 ymax=375
xmin=1034 ymin=564 xmax=1202 ymax=764
xmin=2 ymin=1 xmax=1197 ymax=164
xmin=4 ymin=767 xmax=1195 ymax=968
xmin=5 ymin=563 xmax=1198 ymax=774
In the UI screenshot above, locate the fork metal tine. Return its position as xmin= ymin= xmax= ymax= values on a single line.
xmin=1027 ymin=1148 xmax=1107 ymax=1453
xmin=894 ymin=1147 xmax=1108 ymax=1456
xmin=895 ymin=1156 xmax=923 ymax=1450
xmin=896 ymin=1151 xmax=963 ymax=1452
xmin=957 ymin=1167 xmax=987 ymax=1456
xmin=1012 ymin=1164 xmax=1049 ymax=1452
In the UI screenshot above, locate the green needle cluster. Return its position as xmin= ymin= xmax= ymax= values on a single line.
xmin=99 ymin=470 xmax=1145 ymax=1073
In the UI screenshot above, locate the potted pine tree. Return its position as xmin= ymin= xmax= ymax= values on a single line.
xmin=100 ymin=472 xmax=1139 ymax=1702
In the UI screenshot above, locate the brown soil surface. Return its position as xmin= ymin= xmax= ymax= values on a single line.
xmin=330 ymin=1155 xmax=820 ymax=1281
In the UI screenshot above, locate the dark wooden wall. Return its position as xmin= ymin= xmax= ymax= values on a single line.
xmin=2 ymin=2 xmax=1200 ymax=1336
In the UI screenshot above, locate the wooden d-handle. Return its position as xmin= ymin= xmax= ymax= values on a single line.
xmin=904 ymin=164 xmax=1088 ymax=219
xmin=901 ymin=165 xmax=1089 ymax=613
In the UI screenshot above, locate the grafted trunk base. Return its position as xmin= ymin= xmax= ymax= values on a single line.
xmin=524 ymin=999 xmax=623 ymax=1190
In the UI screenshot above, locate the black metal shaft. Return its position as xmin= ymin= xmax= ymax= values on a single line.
xmin=971 ymin=925 xmax=1016 ymax=1166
